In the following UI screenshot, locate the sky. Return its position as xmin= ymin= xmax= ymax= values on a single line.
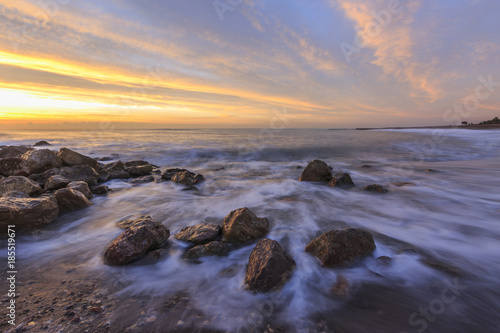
xmin=0 ymin=0 xmax=499 ymax=129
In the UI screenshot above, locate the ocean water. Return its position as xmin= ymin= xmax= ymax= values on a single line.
xmin=2 ymin=128 xmax=500 ymax=332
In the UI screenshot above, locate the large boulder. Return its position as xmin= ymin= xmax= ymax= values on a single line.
xmin=124 ymin=160 xmax=150 ymax=167
xmin=58 ymin=165 xmax=100 ymax=186
xmin=0 ymin=146 xmax=32 ymax=159
xmin=0 ymin=176 xmax=43 ymax=197
xmin=21 ymin=149 xmax=62 ymax=174
xmin=0 ymin=158 xmax=29 ymax=177
xmin=171 ymin=170 xmax=205 ymax=186
xmin=244 ymin=239 xmax=296 ymax=293
xmin=54 ymin=188 xmax=92 ymax=211
xmin=221 ymin=208 xmax=269 ymax=244
xmin=174 ymin=223 xmax=221 ymax=245
xmin=299 ymin=160 xmax=332 ymax=182
xmin=103 ymin=161 xmax=131 ymax=179
xmin=67 ymin=181 xmax=93 ymax=199
xmin=104 ymin=216 xmax=170 ymax=265
xmin=44 ymin=175 xmax=70 ymax=191
xmin=328 ymin=173 xmax=355 ymax=188
xmin=185 ymin=241 xmax=229 ymax=259
xmin=58 ymin=148 xmax=100 ymax=171
xmin=0 ymin=195 xmax=59 ymax=232
xmin=305 ymin=228 xmax=376 ymax=267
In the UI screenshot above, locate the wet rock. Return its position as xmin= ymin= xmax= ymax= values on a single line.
xmin=44 ymin=175 xmax=70 ymax=191
xmin=130 ymin=175 xmax=155 ymax=184
xmin=392 ymin=182 xmax=415 ymax=187
xmin=376 ymin=256 xmax=392 ymax=266
xmin=104 ymin=216 xmax=170 ymax=265
xmin=34 ymin=141 xmax=51 ymax=146
xmin=126 ymin=164 xmax=153 ymax=177
xmin=21 ymin=149 xmax=62 ymax=174
xmin=171 ymin=170 xmax=205 ymax=186
xmin=330 ymin=275 xmax=350 ymax=298
xmin=67 ymin=181 xmax=93 ymax=199
xmin=96 ymin=157 xmax=113 ymax=162
xmin=162 ymin=168 xmax=187 ymax=180
xmin=362 ymin=184 xmax=388 ymax=193
xmin=104 ymin=161 xmax=131 ymax=179
xmin=221 ymin=207 xmax=269 ymax=243
xmin=305 ymin=228 xmax=376 ymax=267
xmin=328 ymin=172 xmax=355 ymax=188
xmin=360 ymin=164 xmax=372 ymax=168
xmin=54 ymin=188 xmax=92 ymax=211
xmin=0 ymin=176 xmax=43 ymax=197
xmin=110 ymin=170 xmax=131 ymax=179
xmin=0 ymin=146 xmax=32 ymax=158
xmin=244 ymin=239 xmax=296 ymax=293
xmin=0 ymin=157 xmax=29 ymax=176
xmin=98 ymin=170 xmax=111 ymax=183
xmin=174 ymin=223 xmax=221 ymax=245
xmin=423 ymin=260 xmax=463 ymax=277
xmin=0 ymin=195 xmax=59 ymax=231
xmin=299 ymin=160 xmax=332 ymax=182
xmin=2 ymin=191 xmax=30 ymax=198
xmin=185 ymin=241 xmax=229 ymax=259
xmin=124 ymin=160 xmax=150 ymax=167
xmin=116 ymin=215 xmax=154 ymax=229
xmin=91 ymin=185 xmax=109 ymax=195
xmin=58 ymin=165 xmax=100 ymax=186
xmin=58 ymin=148 xmax=100 ymax=171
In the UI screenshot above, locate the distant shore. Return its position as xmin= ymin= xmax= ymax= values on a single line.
xmin=353 ymin=124 xmax=500 ymax=131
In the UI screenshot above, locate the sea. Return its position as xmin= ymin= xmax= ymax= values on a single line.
xmin=1 ymin=128 xmax=500 ymax=332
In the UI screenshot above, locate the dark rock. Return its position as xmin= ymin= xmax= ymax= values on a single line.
xmin=124 ymin=160 xmax=149 ymax=167
xmin=58 ymin=148 xmax=100 ymax=171
xmin=162 ymin=168 xmax=187 ymax=180
xmin=2 ymin=191 xmax=30 ymax=198
xmin=104 ymin=216 xmax=170 ymax=265
xmin=44 ymin=175 xmax=70 ymax=191
xmin=54 ymin=188 xmax=92 ymax=211
xmin=96 ymin=157 xmax=113 ymax=162
xmin=110 ymin=170 xmax=131 ymax=179
xmin=174 ymin=223 xmax=221 ymax=245
xmin=425 ymin=169 xmax=437 ymax=172
xmin=21 ymin=149 xmax=62 ymax=174
xmin=34 ymin=141 xmax=51 ymax=146
xmin=305 ymin=228 xmax=376 ymax=267
xmin=28 ymin=168 xmax=60 ymax=187
xmin=185 ymin=241 xmax=229 ymax=259
xmin=91 ymin=185 xmax=109 ymax=195
xmin=103 ymin=161 xmax=126 ymax=172
xmin=98 ymin=170 xmax=111 ymax=183
xmin=296 ymin=165 xmax=303 ymax=169
xmin=362 ymin=184 xmax=388 ymax=193
xmin=360 ymin=164 xmax=372 ymax=168
xmin=171 ymin=170 xmax=205 ymax=186
xmin=58 ymin=165 xmax=100 ymax=186
xmin=0 ymin=176 xmax=43 ymax=197
xmin=67 ymin=181 xmax=93 ymax=199
xmin=116 ymin=215 xmax=153 ymax=229
xmin=126 ymin=164 xmax=153 ymax=176
xmin=0 ymin=158 xmax=29 ymax=176
xmin=0 ymin=146 xmax=32 ymax=159
xmin=244 ymin=239 xmax=296 ymax=293
xmin=330 ymin=275 xmax=350 ymax=297
xmin=0 ymin=195 xmax=59 ymax=232
xmin=376 ymin=256 xmax=392 ymax=266
xmin=299 ymin=160 xmax=332 ymax=182
xmin=392 ymin=182 xmax=415 ymax=187
xmin=129 ymin=175 xmax=155 ymax=184
xmin=423 ymin=260 xmax=463 ymax=277
xmin=328 ymin=172 xmax=355 ymax=188
xmin=221 ymin=207 xmax=269 ymax=243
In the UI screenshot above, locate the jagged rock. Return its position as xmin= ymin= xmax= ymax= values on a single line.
xmin=126 ymin=164 xmax=153 ymax=177
xmin=174 ymin=223 xmax=221 ymax=245
xmin=0 ymin=146 xmax=32 ymax=159
xmin=185 ymin=241 xmax=229 ymax=259
xmin=21 ymin=149 xmax=62 ymax=174
xmin=362 ymin=184 xmax=388 ymax=193
xmin=104 ymin=216 xmax=170 ymax=265
xmin=171 ymin=171 xmax=205 ymax=186
xmin=305 ymin=228 xmax=376 ymax=267
xmin=58 ymin=148 xmax=100 ymax=171
xmin=129 ymin=175 xmax=155 ymax=184
xmin=67 ymin=181 xmax=93 ymax=199
xmin=328 ymin=172 xmax=355 ymax=188
xmin=54 ymin=188 xmax=92 ymax=211
xmin=91 ymin=185 xmax=109 ymax=195
xmin=2 ymin=191 xmax=30 ymax=198
xmin=0 ymin=157 xmax=29 ymax=176
xmin=244 ymin=239 xmax=296 ymax=293
xmin=221 ymin=207 xmax=269 ymax=244
xmin=34 ymin=141 xmax=51 ymax=146
xmin=44 ymin=175 xmax=70 ymax=191
xmin=0 ymin=176 xmax=43 ymax=197
xmin=0 ymin=195 xmax=59 ymax=232
xmin=299 ymin=160 xmax=332 ymax=182
xmin=162 ymin=168 xmax=187 ymax=180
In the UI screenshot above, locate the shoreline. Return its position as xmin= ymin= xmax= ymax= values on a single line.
xmin=353 ymin=124 xmax=500 ymax=130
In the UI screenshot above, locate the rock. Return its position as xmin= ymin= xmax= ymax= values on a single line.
xmin=67 ymin=181 xmax=93 ymax=199
xmin=54 ymin=188 xmax=92 ymax=211
xmin=174 ymin=223 xmax=221 ymax=245
xmin=0 ymin=146 xmax=32 ymax=158
xmin=124 ymin=160 xmax=150 ymax=167
xmin=2 ymin=191 xmax=30 ymax=198
xmin=44 ymin=175 xmax=70 ymax=191
xmin=376 ymin=256 xmax=392 ymax=266
xmin=28 ymin=168 xmax=60 ymax=187
xmin=98 ymin=170 xmax=111 ymax=182
xmin=0 ymin=195 xmax=59 ymax=232
xmin=58 ymin=165 xmax=100 ymax=186
xmin=116 ymin=215 xmax=154 ymax=229
xmin=305 ymin=228 xmax=376 ymax=267
xmin=126 ymin=164 xmax=153 ymax=177
xmin=96 ymin=157 xmax=113 ymax=162
xmin=162 ymin=168 xmax=186 ymax=180
xmin=21 ymin=149 xmax=62 ymax=174
xmin=58 ymin=148 xmax=100 ymax=171
xmin=110 ymin=170 xmax=131 ymax=179
xmin=360 ymin=164 xmax=372 ymax=168
xmin=185 ymin=241 xmax=229 ymax=259
xmin=244 ymin=239 xmax=296 ymax=293
xmin=104 ymin=216 xmax=170 ymax=265
xmin=330 ymin=275 xmax=350 ymax=297
xmin=103 ymin=161 xmax=126 ymax=172
xmin=0 ymin=158 xmax=29 ymax=176
xmin=392 ymin=182 xmax=415 ymax=187
xmin=34 ymin=141 xmax=51 ymax=146
xmin=221 ymin=207 xmax=269 ymax=243
xmin=129 ymin=175 xmax=155 ymax=184
xmin=171 ymin=170 xmax=205 ymax=186
xmin=91 ymin=185 xmax=109 ymax=195
xmin=0 ymin=176 xmax=43 ymax=197
xmin=362 ymin=184 xmax=388 ymax=193
xmin=299 ymin=160 xmax=332 ymax=182
xmin=328 ymin=172 xmax=355 ymax=188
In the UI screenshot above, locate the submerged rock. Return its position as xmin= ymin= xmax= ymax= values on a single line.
xmin=171 ymin=170 xmax=205 ymax=186
xmin=67 ymin=181 xmax=93 ymax=199
xmin=244 ymin=239 xmax=296 ymax=293
xmin=54 ymin=188 xmax=92 ymax=211
xmin=21 ymin=149 xmax=62 ymax=174
xmin=305 ymin=228 xmax=376 ymax=267
xmin=44 ymin=175 xmax=70 ymax=191
xmin=185 ymin=241 xmax=229 ymax=259
xmin=0 ymin=176 xmax=43 ymax=197
xmin=104 ymin=216 xmax=170 ymax=265
xmin=299 ymin=160 xmax=332 ymax=182
xmin=0 ymin=157 xmax=29 ymax=177
xmin=174 ymin=223 xmax=221 ymax=245
xmin=330 ymin=275 xmax=350 ymax=298
xmin=0 ymin=195 xmax=59 ymax=232
xmin=362 ymin=184 xmax=388 ymax=193
xmin=58 ymin=148 xmax=100 ymax=171
xmin=221 ymin=207 xmax=269 ymax=244
xmin=328 ymin=172 xmax=355 ymax=188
